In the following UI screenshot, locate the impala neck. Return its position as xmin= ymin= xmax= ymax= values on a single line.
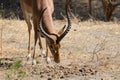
xmin=42 ymin=13 xmax=55 ymax=34
xmin=41 ymin=0 xmax=55 ymax=34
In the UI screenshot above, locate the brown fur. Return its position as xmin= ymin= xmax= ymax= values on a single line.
xmin=20 ymin=0 xmax=71 ymax=64
xmin=20 ymin=0 xmax=56 ymax=64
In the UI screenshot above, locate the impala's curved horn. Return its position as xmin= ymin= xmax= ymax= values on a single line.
xmin=38 ymin=8 xmax=54 ymax=42
xmin=57 ymin=1 xmax=71 ymax=43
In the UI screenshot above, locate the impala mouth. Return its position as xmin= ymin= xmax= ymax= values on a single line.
xmin=54 ymin=59 xmax=60 ymax=63
xmin=54 ymin=53 xmax=60 ymax=63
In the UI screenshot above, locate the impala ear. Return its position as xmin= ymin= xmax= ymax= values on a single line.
xmin=58 ymin=25 xmax=66 ymax=35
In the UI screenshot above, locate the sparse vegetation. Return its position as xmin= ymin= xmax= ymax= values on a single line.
xmin=0 ymin=19 xmax=120 ymax=80
xmin=5 ymin=60 xmax=26 ymax=80
xmin=0 ymin=0 xmax=120 ymax=80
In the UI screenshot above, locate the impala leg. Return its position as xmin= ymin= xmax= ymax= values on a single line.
xmin=38 ymin=35 xmax=46 ymax=57
xmin=32 ymin=18 xmax=39 ymax=65
xmin=38 ymin=36 xmax=43 ymax=50
xmin=20 ymin=2 xmax=32 ymax=60
xmin=20 ymin=5 xmax=32 ymax=60
xmin=32 ymin=38 xmax=37 ymax=65
xmin=46 ymin=39 xmax=51 ymax=63
xmin=27 ymin=26 xmax=32 ymax=60
xmin=25 ymin=17 xmax=32 ymax=61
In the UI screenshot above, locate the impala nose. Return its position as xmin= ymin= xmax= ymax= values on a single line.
xmin=54 ymin=53 xmax=60 ymax=63
xmin=55 ymin=59 xmax=60 ymax=63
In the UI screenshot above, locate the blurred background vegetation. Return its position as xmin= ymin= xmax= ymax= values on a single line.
xmin=0 ymin=0 xmax=23 ymax=19
xmin=0 ymin=0 xmax=120 ymax=20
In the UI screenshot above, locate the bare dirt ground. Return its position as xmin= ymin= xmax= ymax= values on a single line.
xmin=0 ymin=19 xmax=120 ymax=80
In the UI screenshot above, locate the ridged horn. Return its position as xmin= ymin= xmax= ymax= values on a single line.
xmin=57 ymin=1 xmax=72 ymax=43
xmin=38 ymin=8 xmax=54 ymax=43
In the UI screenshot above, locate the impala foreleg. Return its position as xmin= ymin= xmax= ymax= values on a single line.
xmin=46 ymin=40 xmax=51 ymax=63
xmin=25 ymin=17 xmax=32 ymax=61
xmin=38 ymin=35 xmax=47 ymax=57
xmin=32 ymin=18 xmax=39 ymax=65
xmin=27 ymin=29 xmax=32 ymax=60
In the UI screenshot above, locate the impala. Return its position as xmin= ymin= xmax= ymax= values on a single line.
xmin=89 ymin=0 xmax=120 ymax=21
xmin=20 ymin=0 xmax=71 ymax=65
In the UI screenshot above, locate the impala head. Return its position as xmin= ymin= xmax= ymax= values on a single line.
xmin=38 ymin=2 xmax=71 ymax=63
xmin=45 ymin=31 xmax=64 ymax=63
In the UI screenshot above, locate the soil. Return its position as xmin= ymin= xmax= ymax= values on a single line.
xmin=0 ymin=19 xmax=120 ymax=80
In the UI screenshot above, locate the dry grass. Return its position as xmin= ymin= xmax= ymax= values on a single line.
xmin=0 ymin=19 xmax=120 ymax=80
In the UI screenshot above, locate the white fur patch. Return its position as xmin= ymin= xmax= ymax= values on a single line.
xmin=27 ymin=54 xmax=32 ymax=60
xmin=47 ymin=57 xmax=51 ymax=63
xmin=32 ymin=59 xmax=37 ymax=65
xmin=41 ymin=50 xmax=46 ymax=57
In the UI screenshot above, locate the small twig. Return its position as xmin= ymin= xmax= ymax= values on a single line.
xmin=88 ymin=13 xmax=96 ymax=21
xmin=91 ymin=39 xmax=106 ymax=61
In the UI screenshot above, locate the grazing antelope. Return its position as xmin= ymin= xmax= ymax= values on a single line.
xmin=89 ymin=0 xmax=120 ymax=21
xmin=20 ymin=0 xmax=71 ymax=65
